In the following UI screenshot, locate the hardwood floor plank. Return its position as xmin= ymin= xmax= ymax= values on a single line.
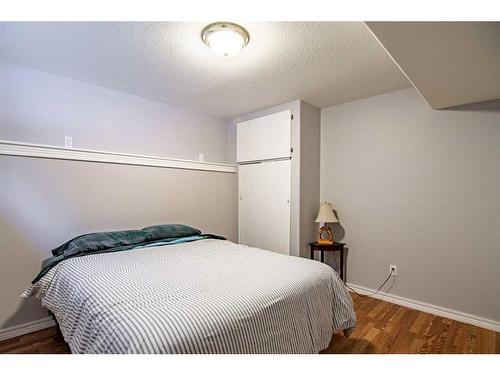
xmin=417 ymin=315 xmax=448 ymax=353
xmin=408 ymin=337 xmax=423 ymax=353
xmin=410 ymin=311 xmax=432 ymax=335
xmin=323 ymin=294 xmax=499 ymax=354
xmin=1 ymin=294 xmax=498 ymax=354
xmin=386 ymin=308 xmax=420 ymax=354
xmin=451 ymin=320 xmax=467 ymax=354
xmin=465 ymin=324 xmax=479 ymax=354
xmin=478 ymin=327 xmax=496 ymax=354
xmin=0 ymin=327 xmax=59 ymax=352
xmin=366 ymin=299 xmax=391 ymax=319
xmin=361 ymin=327 xmax=380 ymax=353
xmin=442 ymin=319 xmax=460 ymax=354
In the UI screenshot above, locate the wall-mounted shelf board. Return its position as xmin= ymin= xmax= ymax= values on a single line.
xmin=0 ymin=140 xmax=236 ymax=173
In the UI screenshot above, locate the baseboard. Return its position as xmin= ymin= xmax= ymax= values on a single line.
xmin=347 ymin=283 xmax=500 ymax=333
xmin=0 ymin=317 xmax=56 ymax=342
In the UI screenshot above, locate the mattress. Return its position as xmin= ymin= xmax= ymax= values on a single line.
xmin=24 ymin=239 xmax=356 ymax=353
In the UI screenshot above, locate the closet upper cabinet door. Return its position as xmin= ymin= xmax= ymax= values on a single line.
xmin=236 ymin=110 xmax=291 ymax=162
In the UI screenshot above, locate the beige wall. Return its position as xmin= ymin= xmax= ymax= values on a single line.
xmin=299 ymin=101 xmax=321 ymax=258
xmin=320 ymin=87 xmax=500 ymax=322
xmin=0 ymin=62 xmax=229 ymax=163
xmin=0 ymin=63 xmax=237 ymax=330
xmin=0 ymin=156 xmax=237 ymax=328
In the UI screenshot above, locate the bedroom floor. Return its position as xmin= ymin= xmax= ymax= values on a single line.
xmin=321 ymin=294 xmax=499 ymax=354
xmin=1 ymin=294 xmax=498 ymax=354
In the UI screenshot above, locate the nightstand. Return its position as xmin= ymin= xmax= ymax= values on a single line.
xmin=309 ymin=242 xmax=346 ymax=282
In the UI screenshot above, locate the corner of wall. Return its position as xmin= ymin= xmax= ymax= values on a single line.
xmin=298 ymin=101 xmax=321 ymax=258
xmin=226 ymin=120 xmax=237 ymax=164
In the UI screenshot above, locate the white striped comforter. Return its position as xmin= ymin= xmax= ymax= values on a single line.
xmin=24 ymin=239 xmax=355 ymax=354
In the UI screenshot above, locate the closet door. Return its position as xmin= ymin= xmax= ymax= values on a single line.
xmin=238 ymin=160 xmax=291 ymax=255
xmin=236 ymin=110 xmax=291 ymax=163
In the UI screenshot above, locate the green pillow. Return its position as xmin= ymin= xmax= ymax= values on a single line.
xmin=50 ymin=224 xmax=201 ymax=257
xmin=142 ymin=224 xmax=201 ymax=241
xmin=50 ymin=229 xmax=148 ymax=257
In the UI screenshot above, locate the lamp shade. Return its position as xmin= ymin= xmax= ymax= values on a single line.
xmin=315 ymin=202 xmax=338 ymax=223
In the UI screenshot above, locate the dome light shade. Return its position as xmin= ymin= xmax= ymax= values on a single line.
xmin=202 ymin=22 xmax=249 ymax=57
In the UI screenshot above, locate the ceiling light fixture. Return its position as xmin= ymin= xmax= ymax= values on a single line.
xmin=201 ymin=22 xmax=249 ymax=57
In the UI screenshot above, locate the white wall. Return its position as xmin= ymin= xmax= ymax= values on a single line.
xmin=320 ymin=87 xmax=500 ymax=322
xmin=0 ymin=62 xmax=237 ymax=330
xmin=0 ymin=62 xmax=229 ymax=163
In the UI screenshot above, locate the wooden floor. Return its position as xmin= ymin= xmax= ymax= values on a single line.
xmin=321 ymin=294 xmax=499 ymax=354
xmin=1 ymin=294 xmax=498 ymax=354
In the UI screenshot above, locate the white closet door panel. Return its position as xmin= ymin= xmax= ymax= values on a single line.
xmin=238 ymin=160 xmax=291 ymax=255
xmin=236 ymin=110 xmax=291 ymax=162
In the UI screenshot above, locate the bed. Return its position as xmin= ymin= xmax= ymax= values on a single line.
xmin=24 ymin=225 xmax=356 ymax=354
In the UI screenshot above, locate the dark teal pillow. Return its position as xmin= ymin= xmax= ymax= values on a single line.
xmin=142 ymin=224 xmax=201 ymax=241
xmin=50 ymin=224 xmax=201 ymax=257
xmin=50 ymin=229 xmax=148 ymax=257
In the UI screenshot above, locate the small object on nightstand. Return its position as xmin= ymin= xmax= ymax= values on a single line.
xmin=309 ymin=241 xmax=346 ymax=282
xmin=314 ymin=202 xmax=338 ymax=244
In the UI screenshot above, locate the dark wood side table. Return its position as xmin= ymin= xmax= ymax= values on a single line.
xmin=309 ymin=242 xmax=346 ymax=282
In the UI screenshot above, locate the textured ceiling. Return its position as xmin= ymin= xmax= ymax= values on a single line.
xmin=367 ymin=22 xmax=500 ymax=109
xmin=0 ymin=22 xmax=410 ymax=119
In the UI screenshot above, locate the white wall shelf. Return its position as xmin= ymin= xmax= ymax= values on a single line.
xmin=0 ymin=140 xmax=236 ymax=173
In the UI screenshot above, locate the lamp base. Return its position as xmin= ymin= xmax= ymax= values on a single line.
xmin=318 ymin=226 xmax=333 ymax=245
xmin=318 ymin=239 xmax=333 ymax=245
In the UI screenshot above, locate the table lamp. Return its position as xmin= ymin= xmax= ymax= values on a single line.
xmin=315 ymin=202 xmax=338 ymax=244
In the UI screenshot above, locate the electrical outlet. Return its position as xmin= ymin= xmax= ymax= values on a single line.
xmin=390 ymin=265 xmax=397 ymax=276
xmin=198 ymin=153 xmax=205 ymax=162
xmin=64 ymin=136 xmax=73 ymax=149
